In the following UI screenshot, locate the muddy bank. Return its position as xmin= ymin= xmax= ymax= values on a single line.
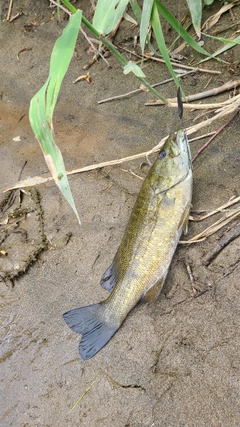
xmin=1 ymin=1 xmax=240 ymax=426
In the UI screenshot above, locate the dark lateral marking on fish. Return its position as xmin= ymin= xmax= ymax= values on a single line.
xmin=63 ymin=304 xmax=118 ymax=360
xmin=177 ymin=87 xmax=183 ymax=119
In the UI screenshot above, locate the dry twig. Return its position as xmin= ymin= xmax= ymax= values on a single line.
xmin=181 ymin=206 xmax=240 ymax=244
xmin=98 ymin=70 xmax=196 ymax=104
xmin=6 ymin=0 xmax=13 ymax=21
xmin=119 ymin=45 xmax=221 ymax=75
xmin=203 ymin=222 xmax=240 ymax=266
xmin=191 ymin=196 xmax=240 ymax=222
xmin=146 ymin=79 xmax=240 ymax=106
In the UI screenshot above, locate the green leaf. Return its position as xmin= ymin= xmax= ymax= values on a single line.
xmin=198 ymin=35 xmax=240 ymax=64
xmin=130 ymin=0 xmax=142 ymax=24
xmin=123 ymin=61 xmax=146 ymax=77
xmin=202 ymin=32 xmax=240 ymax=45
xmin=29 ymin=10 xmax=82 ymax=224
xmin=151 ymin=2 xmax=180 ymax=89
xmin=93 ymin=0 xmax=129 ymax=35
xmin=140 ymin=0 xmax=154 ymax=54
xmin=186 ymin=0 xmax=202 ymax=38
xmin=61 ymin=0 xmax=77 ymax=14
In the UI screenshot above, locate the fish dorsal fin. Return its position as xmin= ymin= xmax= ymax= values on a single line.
xmin=100 ymin=255 xmax=119 ymax=292
xmin=143 ymin=278 xmax=164 ymax=302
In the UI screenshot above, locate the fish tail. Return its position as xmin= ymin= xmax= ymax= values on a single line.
xmin=63 ymin=303 xmax=119 ymax=360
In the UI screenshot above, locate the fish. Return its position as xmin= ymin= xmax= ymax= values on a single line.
xmin=63 ymin=129 xmax=193 ymax=360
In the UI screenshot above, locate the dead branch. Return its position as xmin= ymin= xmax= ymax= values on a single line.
xmin=146 ymin=79 xmax=240 ymax=106
xmin=203 ymin=222 xmax=240 ymax=266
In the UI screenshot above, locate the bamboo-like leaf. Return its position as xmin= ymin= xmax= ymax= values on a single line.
xmin=93 ymin=0 xmax=129 ymax=35
xmin=186 ymin=0 xmax=202 ymax=38
xmin=29 ymin=10 xmax=82 ymax=224
xmin=140 ymin=0 xmax=154 ymax=54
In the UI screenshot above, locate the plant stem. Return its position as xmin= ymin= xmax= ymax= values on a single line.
xmin=61 ymin=0 xmax=76 ymax=13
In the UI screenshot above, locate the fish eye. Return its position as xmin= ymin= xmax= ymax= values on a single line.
xmin=159 ymin=150 xmax=166 ymax=160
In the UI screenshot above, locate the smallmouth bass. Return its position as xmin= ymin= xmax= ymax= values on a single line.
xmin=63 ymin=129 xmax=193 ymax=360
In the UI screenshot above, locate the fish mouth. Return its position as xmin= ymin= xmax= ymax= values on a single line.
xmin=174 ymin=129 xmax=192 ymax=169
xmin=169 ymin=139 xmax=181 ymax=158
xmin=176 ymin=129 xmax=188 ymax=150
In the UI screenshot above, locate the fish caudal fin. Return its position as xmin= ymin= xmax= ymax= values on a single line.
xmin=63 ymin=304 xmax=118 ymax=360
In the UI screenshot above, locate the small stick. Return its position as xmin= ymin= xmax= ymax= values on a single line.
xmin=146 ymin=79 xmax=240 ymax=105
xmin=148 ymin=50 xmax=221 ymax=75
xmin=17 ymin=47 xmax=32 ymax=61
xmin=80 ymin=26 xmax=110 ymax=68
xmin=69 ymin=373 xmax=103 ymax=413
xmin=7 ymin=0 xmax=13 ymax=21
xmin=98 ymin=70 xmax=196 ymax=104
xmin=119 ymin=45 xmax=221 ymax=75
xmin=184 ymin=257 xmax=208 ymax=297
xmin=189 ymin=132 xmax=215 ymax=142
xmin=49 ymin=0 xmax=71 ymax=15
xmin=212 ymin=20 xmax=240 ymax=35
xmin=9 ymin=12 xmax=22 ymax=22
xmin=119 ymin=167 xmax=144 ymax=180
xmin=184 ymin=257 xmax=197 ymax=295
xmin=191 ymin=196 xmax=240 ymax=222
xmin=149 ymin=100 xmax=234 ymax=110
xmin=203 ymin=222 xmax=240 ymax=266
xmin=192 ymin=110 xmax=239 ymax=161
xmin=203 ymin=76 xmax=213 ymax=90
xmin=181 ymin=208 xmax=240 ymax=244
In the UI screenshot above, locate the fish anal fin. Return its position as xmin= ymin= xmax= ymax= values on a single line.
xmin=100 ymin=256 xmax=119 ymax=292
xmin=63 ymin=303 xmax=119 ymax=360
xmin=143 ymin=278 xmax=164 ymax=302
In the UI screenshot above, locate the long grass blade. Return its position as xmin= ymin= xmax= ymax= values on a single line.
xmin=29 ymin=10 xmax=82 ymax=224
xmin=198 ymin=35 xmax=240 ymax=64
xmin=130 ymin=0 xmax=141 ymax=24
xmin=202 ymin=32 xmax=240 ymax=45
xmin=140 ymin=0 xmax=154 ymax=54
xmin=151 ymin=1 xmax=180 ymax=89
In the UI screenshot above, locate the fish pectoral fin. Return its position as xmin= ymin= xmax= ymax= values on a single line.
xmin=143 ymin=278 xmax=164 ymax=302
xmin=63 ymin=303 xmax=118 ymax=360
xmin=100 ymin=255 xmax=119 ymax=292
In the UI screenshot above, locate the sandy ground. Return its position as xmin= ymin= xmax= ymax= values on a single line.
xmin=0 ymin=1 xmax=240 ymax=426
